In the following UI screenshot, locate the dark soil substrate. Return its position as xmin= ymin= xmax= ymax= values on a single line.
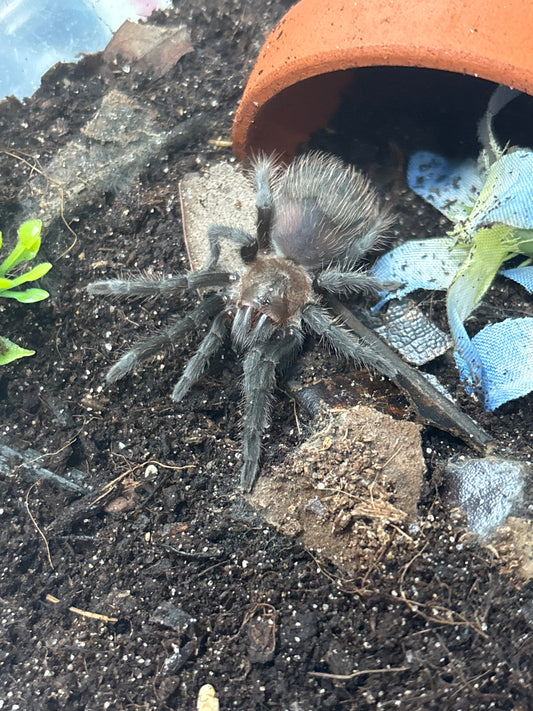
xmin=0 ymin=2 xmax=531 ymax=709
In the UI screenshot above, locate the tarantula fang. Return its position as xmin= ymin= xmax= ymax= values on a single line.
xmin=87 ymin=151 xmax=394 ymax=491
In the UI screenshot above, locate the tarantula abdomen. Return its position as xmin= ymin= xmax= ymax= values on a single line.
xmin=87 ymin=151 xmax=393 ymax=491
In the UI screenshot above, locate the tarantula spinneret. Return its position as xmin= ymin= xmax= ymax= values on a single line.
xmin=87 ymin=151 xmax=394 ymax=491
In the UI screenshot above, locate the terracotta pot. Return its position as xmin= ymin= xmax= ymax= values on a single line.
xmin=232 ymin=0 xmax=533 ymax=159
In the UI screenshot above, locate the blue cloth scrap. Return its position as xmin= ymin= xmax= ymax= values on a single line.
xmin=466 ymin=151 xmax=533 ymax=233
xmin=500 ymin=265 xmax=533 ymax=293
xmin=371 ymin=237 xmax=466 ymax=309
xmin=453 ymin=316 xmax=533 ymax=410
xmin=468 ymin=317 xmax=533 ymax=410
xmin=407 ymin=152 xmax=484 ymax=222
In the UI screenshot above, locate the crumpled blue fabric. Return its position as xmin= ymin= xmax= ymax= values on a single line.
xmin=372 ymin=237 xmax=467 ymax=309
xmin=408 ymin=150 xmax=533 ymax=234
xmin=453 ymin=317 xmax=533 ymax=410
xmin=407 ymin=152 xmax=483 ymax=222
xmin=373 ymin=87 xmax=533 ymax=410
xmin=465 ymin=151 xmax=533 ymax=234
xmin=500 ymin=265 xmax=533 ymax=292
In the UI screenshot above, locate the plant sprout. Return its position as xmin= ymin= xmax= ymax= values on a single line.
xmin=373 ymin=87 xmax=533 ymax=410
xmin=0 ymin=219 xmax=51 ymax=365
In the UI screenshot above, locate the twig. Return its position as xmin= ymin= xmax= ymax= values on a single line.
xmin=231 ymin=602 xmax=278 ymax=641
xmin=45 ymin=594 xmax=118 ymax=623
xmin=2 ymin=149 xmax=78 ymax=258
xmin=306 ymin=549 xmax=362 ymax=594
xmin=92 ymin=457 xmax=195 ymax=505
xmin=395 ymin=593 xmax=488 ymax=639
xmin=25 ymin=481 xmax=54 ymax=569
xmin=278 ymin=387 xmax=302 ymax=435
xmin=399 ymin=541 xmax=430 ymax=597
xmin=161 ymin=543 xmax=223 ymax=561
xmin=309 ymin=665 xmax=409 ymax=680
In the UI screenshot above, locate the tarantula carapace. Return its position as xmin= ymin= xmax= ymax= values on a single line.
xmin=87 ymin=151 xmax=394 ymax=491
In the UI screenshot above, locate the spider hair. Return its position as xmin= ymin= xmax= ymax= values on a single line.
xmin=87 ymin=151 xmax=393 ymax=491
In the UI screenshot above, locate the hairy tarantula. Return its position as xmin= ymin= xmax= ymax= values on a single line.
xmin=87 ymin=151 xmax=394 ymax=491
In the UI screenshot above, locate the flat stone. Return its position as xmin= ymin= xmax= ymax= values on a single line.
xmin=179 ymin=161 xmax=256 ymax=273
xmin=247 ymin=404 xmax=425 ymax=579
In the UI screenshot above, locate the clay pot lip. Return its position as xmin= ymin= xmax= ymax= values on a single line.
xmin=232 ymin=0 xmax=533 ymax=160
xmin=242 ymin=47 xmax=533 ymax=109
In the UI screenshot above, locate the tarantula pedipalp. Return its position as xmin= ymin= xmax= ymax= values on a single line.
xmin=87 ymin=151 xmax=395 ymax=491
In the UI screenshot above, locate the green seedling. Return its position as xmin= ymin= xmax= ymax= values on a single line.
xmin=0 ymin=219 xmax=51 ymax=365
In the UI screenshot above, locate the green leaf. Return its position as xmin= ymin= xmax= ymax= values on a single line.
xmin=0 ymin=219 xmax=43 ymax=274
xmin=0 ymin=261 xmax=52 ymax=291
xmin=448 ymin=224 xmax=515 ymax=323
xmin=25 ymin=261 xmax=52 ymax=280
xmin=0 ymin=336 xmax=35 ymax=365
xmin=512 ymin=228 xmax=533 ymax=257
xmin=0 ymin=287 xmax=50 ymax=303
xmin=18 ymin=219 xmax=43 ymax=250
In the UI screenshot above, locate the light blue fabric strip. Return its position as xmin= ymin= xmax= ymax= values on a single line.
xmin=470 ymin=317 xmax=533 ymax=410
xmin=466 ymin=151 xmax=533 ymax=233
xmin=500 ymin=265 xmax=533 ymax=293
xmin=407 ymin=152 xmax=484 ymax=222
xmin=372 ymin=237 xmax=466 ymax=309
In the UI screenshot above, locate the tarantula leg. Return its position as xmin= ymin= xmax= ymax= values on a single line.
xmin=302 ymin=303 xmax=396 ymax=378
xmin=241 ymin=332 xmax=303 ymax=492
xmin=172 ymin=310 xmax=230 ymax=402
xmin=207 ymin=224 xmax=254 ymax=247
xmin=88 ymin=270 xmax=234 ymax=298
xmin=106 ymin=294 xmax=226 ymax=383
xmin=202 ymin=226 xmax=222 ymax=271
xmin=208 ymin=225 xmax=258 ymax=263
xmin=315 ymin=269 xmax=390 ymax=297
xmin=342 ymin=210 xmax=395 ymax=264
xmin=253 ymin=154 xmax=276 ymax=249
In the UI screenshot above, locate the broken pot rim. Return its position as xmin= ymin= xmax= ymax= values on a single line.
xmin=232 ymin=0 xmax=533 ymax=159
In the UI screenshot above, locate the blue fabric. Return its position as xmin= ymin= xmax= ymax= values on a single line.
xmin=467 ymin=318 xmax=533 ymax=410
xmin=407 ymin=152 xmax=483 ymax=222
xmin=371 ymin=237 xmax=466 ymax=309
xmin=376 ymin=113 xmax=533 ymax=409
xmin=465 ymin=151 xmax=533 ymax=234
xmin=445 ymin=455 xmax=527 ymax=536
xmin=500 ymin=265 xmax=533 ymax=293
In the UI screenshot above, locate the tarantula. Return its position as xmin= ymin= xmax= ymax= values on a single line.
xmin=87 ymin=151 xmax=395 ymax=491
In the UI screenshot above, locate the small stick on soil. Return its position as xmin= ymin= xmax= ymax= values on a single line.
xmin=25 ymin=481 xmax=54 ymax=570
xmin=92 ymin=457 xmax=195 ymax=506
xmin=231 ymin=602 xmax=278 ymax=641
xmin=161 ymin=543 xmax=224 ymax=561
xmin=207 ymin=138 xmax=233 ymax=147
xmin=399 ymin=541 xmax=430 ymax=597
xmin=279 ymin=387 xmax=302 ymax=435
xmin=306 ymin=549 xmax=362 ymax=594
xmin=308 ymin=665 xmax=409 ymax=680
xmin=45 ymin=594 xmax=118 ymax=623
xmin=2 ymin=149 xmax=78 ymax=257
xmin=394 ymin=593 xmax=488 ymax=639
